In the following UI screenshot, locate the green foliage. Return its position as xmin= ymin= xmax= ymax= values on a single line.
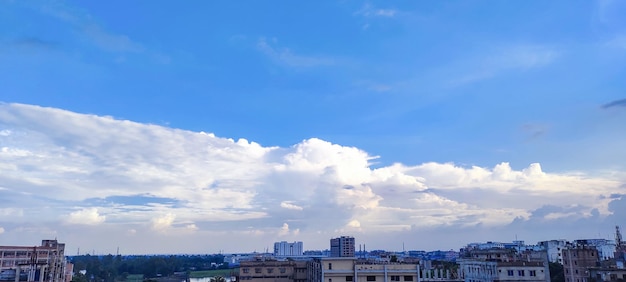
xmin=549 ymin=262 xmax=565 ymax=282
xmin=70 ymin=254 xmax=228 ymax=281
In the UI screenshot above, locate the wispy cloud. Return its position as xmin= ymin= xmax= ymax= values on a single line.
xmin=355 ymin=3 xmax=397 ymax=18
xmin=257 ymin=38 xmax=334 ymax=67
xmin=450 ymin=45 xmax=559 ymax=86
xmin=601 ymin=98 xmax=626 ymax=109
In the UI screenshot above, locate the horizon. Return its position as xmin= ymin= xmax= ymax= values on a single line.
xmin=1 ymin=1 xmax=625 ymax=254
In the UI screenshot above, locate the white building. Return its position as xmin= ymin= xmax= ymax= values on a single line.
xmin=459 ymin=260 xmax=548 ymax=282
xmin=274 ymin=241 xmax=304 ymax=257
xmin=538 ymin=240 xmax=568 ymax=263
xmin=321 ymin=257 xmax=461 ymax=282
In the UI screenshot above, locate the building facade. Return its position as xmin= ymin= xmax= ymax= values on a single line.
xmin=321 ymin=257 xmax=461 ymax=282
xmin=0 ymin=240 xmax=67 ymax=282
xmin=274 ymin=242 xmax=304 ymax=257
xmin=459 ymin=260 xmax=547 ymax=282
xmin=562 ymin=245 xmax=599 ymax=282
xmin=330 ymin=237 xmax=355 ymax=258
xmin=239 ymin=259 xmax=310 ymax=282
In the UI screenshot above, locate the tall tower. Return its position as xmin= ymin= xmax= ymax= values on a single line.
xmin=616 ymin=225 xmax=623 ymax=249
xmin=330 ymin=236 xmax=355 ymax=257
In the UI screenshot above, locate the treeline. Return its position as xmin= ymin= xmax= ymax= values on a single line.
xmin=69 ymin=254 xmax=230 ymax=282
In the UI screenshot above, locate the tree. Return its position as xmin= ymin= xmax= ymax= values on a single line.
xmin=549 ymin=262 xmax=565 ymax=282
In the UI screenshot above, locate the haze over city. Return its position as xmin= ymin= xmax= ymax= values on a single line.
xmin=1 ymin=1 xmax=625 ymax=255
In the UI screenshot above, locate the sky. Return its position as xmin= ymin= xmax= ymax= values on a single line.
xmin=0 ymin=0 xmax=626 ymax=255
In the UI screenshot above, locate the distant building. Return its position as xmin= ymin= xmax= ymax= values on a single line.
xmin=0 ymin=239 xmax=67 ymax=282
xmin=459 ymin=260 xmax=547 ymax=282
xmin=321 ymin=257 xmax=461 ymax=282
xmin=562 ymin=244 xmax=599 ymax=282
xmin=238 ymin=258 xmax=317 ymax=282
xmin=274 ymin=242 xmax=304 ymax=257
xmin=330 ymin=237 xmax=355 ymax=258
xmin=538 ymin=240 xmax=568 ymax=264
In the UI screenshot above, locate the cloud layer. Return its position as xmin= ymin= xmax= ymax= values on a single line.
xmin=0 ymin=103 xmax=624 ymax=254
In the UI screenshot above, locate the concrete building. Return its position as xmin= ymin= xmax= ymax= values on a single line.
xmin=238 ymin=259 xmax=315 ymax=282
xmin=459 ymin=260 xmax=547 ymax=282
xmin=0 ymin=240 xmax=67 ymax=282
xmin=321 ymin=257 xmax=461 ymax=282
xmin=588 ymin=267 xmax=626 ymax=281
xmin=573 ymin=240 xmax=615 ymax=261
xmin=274 ymin=242 xmax=304 ymax=257
xmin=562 ymin=245 xmax=599 ymax=282
xmin=538 ymin=240 xmax=568 ymax=264
xmin=331 ymin=237 xmax=355 ymax=258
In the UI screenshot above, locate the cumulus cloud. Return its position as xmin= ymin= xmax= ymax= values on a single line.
xmin=151 ymin=214 xmax=175 ymax=231
xmin=66 ymin=208 xmax=105 ymax=225
xmin=0 ymin=103 xmax=624 ymax=253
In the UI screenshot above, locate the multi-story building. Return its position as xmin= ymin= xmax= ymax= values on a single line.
xmin=562 ymin=245 xmax=599 ymax=282
xmin=274 ymin=242 xmax=304 ymax=257
xmin=238 ymin=259 xmax=311 ymax=282
xmin=321 ymin=257 xmax=461 ymax=282
xmin=330 ymin=237 xmax=355 ymax=258
xmin=538 ymin=240 xmax=568 ymax=264
xmin=459 ymin=260 xmax=547 ymax=282
xmin=0 ymin=239 xmax=67 ymax=282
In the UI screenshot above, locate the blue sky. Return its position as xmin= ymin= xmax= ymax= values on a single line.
xmin=1 ymin=0 xmax=626 ymax=254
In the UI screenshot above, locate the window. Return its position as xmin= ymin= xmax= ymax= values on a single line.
xmin=242 ymin=268 xmax=249 ymax=274
xmin=367 ymin=276 xmax=376 ymax=281
xmin=530 ymin=270 xmax=537 ymax=277
xmin=280 ymin=268 xmax=286 ymax=274
xmin=255 ymin=268 xmax=262 ymax=274
xmin=267 ymin=268 xmax=273 ymax=274
xmin=507 ymin=270 xmax=514 ymax=276
xmin=346 ymin=276 xmax=353 ymax=281
xmin=575 ymin=270 xmax=578 ymax=274
xmin=404 ymin=276 xmax=414 ymax=281
xmin=518 ymin=270 xmax=525 ymax=276
xmin=391 ymin=276 xmax=400 ymax=281
xmin=328 ymin=263 xmax=332 ymax=270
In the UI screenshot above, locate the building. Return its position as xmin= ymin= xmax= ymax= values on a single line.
xmin=459 ymin=260 xmax=547 ymax=282
xmin=330 ymin=237 xmax=355 ymax=258
xmin=274 ymin=242 xmax=304 ymax=257
xmin=0 ymin=240 xmax=67 ymax=282
xmin=588 ymin=267 xmax=626 ymax=281
xmin=538 ymin=240 xmax=568 ymax=264
xmin=562 ymin=245 xmax=599 ymax=282
xmin=321 ymin=257 xmax=461 ymax=282
xmin=238 ymin=259 xmax=312 ymax=282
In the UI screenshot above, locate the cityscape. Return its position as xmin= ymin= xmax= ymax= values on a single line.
xmin=1 ymin=1 xmax=626 ymax=282
xmin=2 ymin=227 xmax=626 ymax=282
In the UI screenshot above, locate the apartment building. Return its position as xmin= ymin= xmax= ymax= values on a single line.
xmin=321 ymin=257 xmax=461 ymax=282
xmin=459 ymin=260 xmax=547 ymax=282
xmin=0 ymin=240 xmax=67 ymax=282
xmin=274 ymin=242 xmax=304 ymax=257
xmin=330 ymin=237 xmax=355 ymax=258
xmin=562 ymin=245 xmax=599 ymax=282
xmin=238 ymin=259 xmax=311 ymax=282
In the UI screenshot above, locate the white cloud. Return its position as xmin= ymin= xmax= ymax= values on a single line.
xmin=151 ymin=214 xmax=175 ymax=231
xmin=257 ymin=38 xmax=334 ymax=67
xmin=280 ymin=201 xmax=303 ymax=211
xmin=0 ymin=227 xmax=4 ymax=234
xmin=66 ymin=208 xmax=106 ymax=225
xmin=0 ymin=103 xmax=624 ymax=253
xmin=450 ymin=45 xmax=559 ymax=85
xmin=355 ymin=4 xmax=397 ymax=18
